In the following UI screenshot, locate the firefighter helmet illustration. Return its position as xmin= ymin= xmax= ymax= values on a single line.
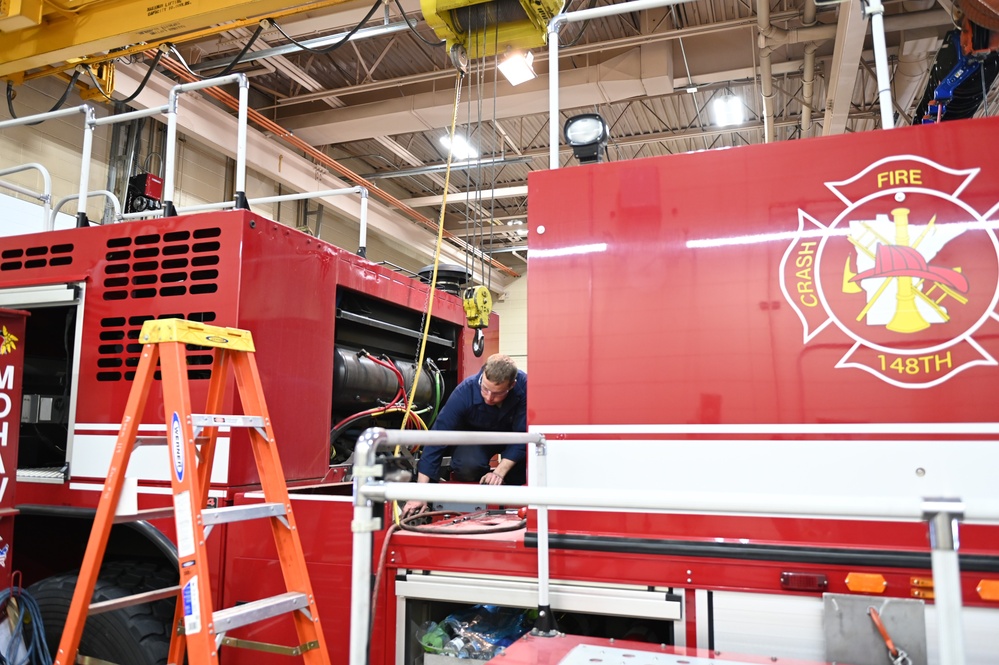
xmin=0 ymin=325 xmax=17 ymax=355
xmin=780 ymin=156 xmax=999 ymax=388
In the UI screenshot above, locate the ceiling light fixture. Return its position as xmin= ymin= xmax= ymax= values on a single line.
xmin=497 ymin=50 xmax=537 ymax=86
xmin=710 ymin=94 xmax=745 ymax=127
xmin=439 ymin=134 xmax=478 ymax=160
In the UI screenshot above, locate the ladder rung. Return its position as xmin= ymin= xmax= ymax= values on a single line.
xmin=191 ymin=414 xmax=264 ymax=429
xmin=212 ymin=592 xmax=310 ymax=633
xmin=135 ymin=435 xmax=211 ymax=447
xmin=89 ymin=585 xmax=181 ymax=615
xmin=113 ymin=507 xmax=174 ymax=523
xmin=203 ymin=502 xmax=287 ymax=526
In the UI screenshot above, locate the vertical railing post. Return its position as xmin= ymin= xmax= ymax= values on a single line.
xmin=234 ymin=74 xmax=250 ymax=209
xmin=923 ymin=498 xmax=966 ymax=665
xmin=76 ymin=105 xmax=97 ymax=227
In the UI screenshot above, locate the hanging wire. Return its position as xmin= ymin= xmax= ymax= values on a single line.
xmin=81 ymin=49 xmax=165 ymax=104
xmin=6 ymin=69 xmax=82 ymax=122
xmin=269 ymin=0 xmax=383 ymax=55
xmin=393 ymin=0 xmax=445 ymax=46
xmin=164 ymin=23 xmax=264 ymax=80
xmin=393 ymin=69 xmax=466 ymax=525
xmin=486 ymin=22 xmax=500 ymax=293
xmin=561 ymin=0 xmax=600 ymax=47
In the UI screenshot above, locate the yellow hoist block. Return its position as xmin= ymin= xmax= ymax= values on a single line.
xmin=463 ymin=285 xmax=492 ymax=329
xmin=420 ymin=0 xmax=565 ymax=59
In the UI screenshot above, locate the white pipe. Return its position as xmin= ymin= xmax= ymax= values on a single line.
xmin=556 ymin=0 xmax=693 ymax=24
xmin=548 ymin=22 xmax=561 ymax=170
xmin=0 ymin=163 xmax=52 ymax=229
xmin=362 ymin=484 xmax=999 ymax=523
xmin=77 ymin=106 xmax=97 ymax=224
xmin=52 ymin=190 xmax=122 ymax=225
xmin=757 ymin=0 xmax=775 ymax=143
xmin=163 ymin=75 xmax=247 ymax=215
xmin=532 ymin=441 xmax=552 ymax=626
xmin=0 ymin=104 xmax=88 ymax=131
xmin=235 ymin=74 xmax=249 ymax=204
xmin=927 ymin=509 xmax=966 ymax=665
xmin=163 ymin=89 xmax=180 ymax=215
xmin=244 ymin=187 xmax=361 ymax=206
xmin=91 ymin=105 xmax=169 ymax=126
xmin=358 ymin=187 xmax=369 ymax=257
xmin=548 ymin=0 xmax=698 ymax=169
xmin=349 ymin=502 xmax=374 ymax=665
xmin=800 ymin=0 xmax=818 ymax=134
xmin=866 ymin=0 xmax=896 ymax=129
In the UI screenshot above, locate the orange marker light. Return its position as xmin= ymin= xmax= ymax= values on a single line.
xmin=977 ymin=580 xmax=999 ymax=601
xmin=845 ymin=572 xmax=887 ymax=593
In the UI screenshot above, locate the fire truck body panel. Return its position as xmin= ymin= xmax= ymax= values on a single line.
xmin=524 ymin=114 xmax=999 ymax=535
xmin=219 ymin=116 xmax=999 ymax=665
xmin=0 ymin=208 xmax=480 ymax=623
xmin=2 ymin=104 xmax=999 ymax=664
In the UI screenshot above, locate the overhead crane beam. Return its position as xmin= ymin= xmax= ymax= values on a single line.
xmin=0 ymin=0 xmax=351 ymax=79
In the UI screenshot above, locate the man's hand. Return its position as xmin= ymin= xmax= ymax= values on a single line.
xmin=479 ymin=470 xmax=504 ymax=485
xmin=402 ymin=500 xmax=428 ymax=517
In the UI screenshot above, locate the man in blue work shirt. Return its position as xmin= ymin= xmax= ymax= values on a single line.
xmin=403 ymin=354 xmax=527 ymax=516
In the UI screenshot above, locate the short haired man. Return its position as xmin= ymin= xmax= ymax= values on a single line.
xmin=403 ymin=354 xmax=527 ymax=516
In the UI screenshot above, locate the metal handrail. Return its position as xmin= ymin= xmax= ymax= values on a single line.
xmin=0 ymin=163 xmax=53 ymax=231
xmin=162 ymin=74 xmax=249 ymax=216
xmin=350 ymin=427 xmax=994 ymax=665
xmin=119 ymin=186 xmax=371 ymax=255
xmin=51 ymin=190 xmax=122 ymax=226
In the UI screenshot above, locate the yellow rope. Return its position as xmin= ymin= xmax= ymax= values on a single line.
xmin=393 ymin=70 xmax=465 ymax=525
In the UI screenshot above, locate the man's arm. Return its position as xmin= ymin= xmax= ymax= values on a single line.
xmin=402 ymin=471 xmax=432 ymax=515
xmin=479 ymin=457 xmax=516 ymax=485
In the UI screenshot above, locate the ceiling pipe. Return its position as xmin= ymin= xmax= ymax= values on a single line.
xmin=756 ymin=2 xmax=945 ymax=141
xmin=801 ymin=0 xmax=819 ymax=134
xmin=757 ymin=0 xmax=777 ymax=143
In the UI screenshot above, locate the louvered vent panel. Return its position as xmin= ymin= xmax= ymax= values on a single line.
xmin=0 ymin=243 xmax=74 ymax=271
xmin=97 ymin=227 xmax=223 ymax=383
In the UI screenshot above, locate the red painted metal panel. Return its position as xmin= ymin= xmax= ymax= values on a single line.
xmin=0 ymin=210 xmax=471 ymax=489
xmin=0 ymin=308 xmax=27 ymax=587
xmin=526 ymin=117 xmax=999 ymax=425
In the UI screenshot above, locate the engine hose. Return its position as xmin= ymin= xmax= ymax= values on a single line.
xmin=399 ymin=509 xmax=527 ymax=535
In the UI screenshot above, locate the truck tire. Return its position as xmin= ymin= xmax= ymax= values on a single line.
xmin=28 ymin=561 xmax=177 ymax=665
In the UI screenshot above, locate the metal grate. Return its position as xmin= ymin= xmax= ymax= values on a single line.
xmin=102 ymin=227 xmax=221 ymax=301
xmin=97 ymin=311 xmax=218 ymax=383
xmin=0 ymin=243 xmax=74 ymax=271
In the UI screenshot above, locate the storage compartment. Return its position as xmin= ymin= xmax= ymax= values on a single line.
xmin=396 ymin=573 xmax=680 ymax=665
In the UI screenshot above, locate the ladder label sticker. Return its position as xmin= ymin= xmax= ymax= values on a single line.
xmin=171 ymin=411 xmax=185 ymax=481
xmin=183 ymin=576 xmax=202 ymax=635
xmin=174 ymin=490 xmax=196 ymax=558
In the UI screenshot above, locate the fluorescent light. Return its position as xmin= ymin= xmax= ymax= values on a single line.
xmin=439 ymin=134 xmax=477 ymax=160
xmin=710 ymin=95 xmax=745 ymax=127
xmin=498 ymin=50 xmax=537 ymax=86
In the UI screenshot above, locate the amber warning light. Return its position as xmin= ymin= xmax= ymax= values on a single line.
xmin=780 ymin=571 xmax=829 ymax=591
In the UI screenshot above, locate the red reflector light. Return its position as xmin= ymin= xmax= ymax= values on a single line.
xmin=780 ymin=571 xmax=829 ymax=591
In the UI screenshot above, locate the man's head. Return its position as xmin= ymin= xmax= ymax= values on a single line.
xmin=479 ymin=354 xmax=518 ymax=406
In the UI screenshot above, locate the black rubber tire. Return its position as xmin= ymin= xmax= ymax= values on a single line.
xmin=28 ymin=560 xmax=177 ymax=665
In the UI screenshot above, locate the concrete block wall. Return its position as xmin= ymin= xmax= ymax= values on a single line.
xmin=1 ymin=78 xmax=111 ymax=224
xmin=493 ymin=273 xmax=527 ymax=373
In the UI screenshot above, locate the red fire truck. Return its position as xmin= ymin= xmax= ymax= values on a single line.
xmin=1 ymin=96 xmax=998 ymax=665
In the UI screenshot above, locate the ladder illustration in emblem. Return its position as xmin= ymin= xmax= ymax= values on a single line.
xmin=53 ymin=318 xmax=331 ymax=665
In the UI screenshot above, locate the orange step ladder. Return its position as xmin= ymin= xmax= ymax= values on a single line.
xmin=54 ymin=318 xmax=331 ymax=665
